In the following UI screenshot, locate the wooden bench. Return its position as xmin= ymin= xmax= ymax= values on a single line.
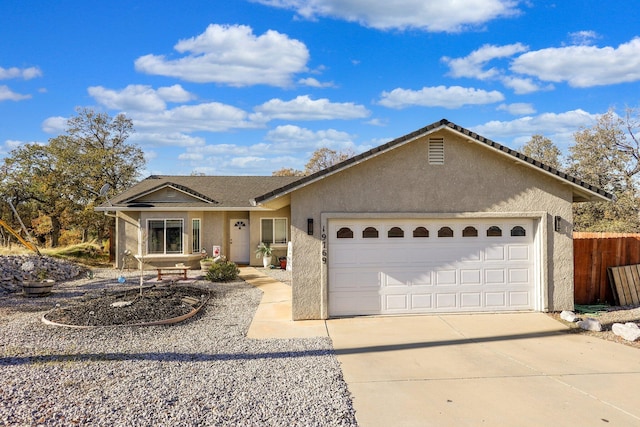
xmin=156 ymin=266 xmax=191 ymax=281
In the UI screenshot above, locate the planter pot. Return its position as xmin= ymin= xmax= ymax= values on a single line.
xmin=200 ymin=260 xmax=214 ymax=271
xmin=23 ymin=280 xmax=54 ymax=297
xmin=262 ymin=256 xmax=272 ymax=268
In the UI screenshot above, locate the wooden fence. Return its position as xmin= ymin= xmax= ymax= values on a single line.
xmin=573 ymin=232 xmax=640 ymax=304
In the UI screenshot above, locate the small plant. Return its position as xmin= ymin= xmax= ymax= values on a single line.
xmin=20 ymin=260 xmax=49 ymax=282
xmin=255 ymin=242 xmax=273 ymax=258
xmin=205 ymin=258 xmax=240 ymax=282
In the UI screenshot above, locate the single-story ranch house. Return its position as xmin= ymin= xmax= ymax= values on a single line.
xmin=97 ymin=119 xmax=612 ymax=320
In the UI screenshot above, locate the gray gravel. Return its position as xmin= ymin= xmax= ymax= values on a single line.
xmin=0 ymin=268 xmax=357 ymax=426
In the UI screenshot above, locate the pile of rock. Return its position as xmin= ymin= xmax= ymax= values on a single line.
xmin=0 ymin=255 xmax=86 ymax=294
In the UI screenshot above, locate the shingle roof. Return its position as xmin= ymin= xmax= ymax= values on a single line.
xmin=252 ymin=119 xmax=613 ymax=205
xmin=100 ymin=175 xmax=300 ymax=210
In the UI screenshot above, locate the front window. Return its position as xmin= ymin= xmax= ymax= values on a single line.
xmin=192 ymin=219 xmax=201 ymax=253
xmin=261 ymin=218 xmax=288 ymax=245
xmin=148 ymin=219 xmax=183 ymax=254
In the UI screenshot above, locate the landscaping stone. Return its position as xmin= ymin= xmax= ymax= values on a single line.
xmin=612 ymin=322 xmax=640 ymax=342
xmin=560 ymin=310 xmax=579 ymax=322
xmin=577 ymin=317 xmax=603 ymax=332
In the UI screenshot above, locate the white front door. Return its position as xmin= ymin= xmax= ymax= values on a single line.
xmin=230 ymin=219 xmax=250 ymax=264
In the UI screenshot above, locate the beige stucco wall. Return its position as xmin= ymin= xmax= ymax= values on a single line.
xmin=288 ymin=129 xmax=575 ymax=319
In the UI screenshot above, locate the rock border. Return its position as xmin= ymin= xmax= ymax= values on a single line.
xmin=40 ymin=290 xmax=210 ymax=329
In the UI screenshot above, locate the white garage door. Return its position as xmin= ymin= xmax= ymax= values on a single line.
xmin=328 ymin=218 xmax=537 ymax=316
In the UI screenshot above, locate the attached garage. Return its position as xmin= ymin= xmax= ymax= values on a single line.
xmin=250 ymin=119 xmax=613 ymax=320
xmin=328 ymin=218 xmax=539 ymax=316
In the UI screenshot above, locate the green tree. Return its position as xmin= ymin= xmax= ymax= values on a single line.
xmin=568 ymin=108 xmax=640 ymax=232
xmin=520 ymin=134 xmax=562 ymax=169
xmin=1 ymin=108 xmax=145 ymax=246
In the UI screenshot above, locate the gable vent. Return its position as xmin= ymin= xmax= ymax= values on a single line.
xmin=428 ymin=138 xmax=444 ymax=165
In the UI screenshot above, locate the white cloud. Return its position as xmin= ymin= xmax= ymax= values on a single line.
xmin=298 ymin=77 xmax=336 ymax=88
xmin=253 ymin=95 xmax=370 ymax=120
xmin=88 ymin=84 xmax=195 ymax=111
xmin=177 ymin=152 xmax=205 ymax=161
xmin=378 ymin=85 xmax=504 ymax=109
xmin=265 ymin=125 xmax=355 ymax=151
xmin=500 ymin=76 xmax=550 ymax=94
xmin=133 ymin=102 xmax=258 ymax=133
xmin=567 ymin=30 xmax=599 ymax=46
xmin=0 ymin=66 xmax=42 ymax=80
xmin=134 ymin=24 xmax=309 ymax=87
xmin=443 ymin=43 xmax=528 ymax=79
xmin=511 ymin=37 xmax=640 ymax=87
xmin=130 ymin=132 xmax=205 ymax=148
xmin=253 ymin=0 xmax=521 ymax=32
xmin=0 ymin=85 xmax=31 ymax=101
xmin=42 ymin=116 xmax=67 ymax=133
xmin=497 ymin=103 xmax=536 ymax=115
xmin=473 ymin=109 xmax=599 ymax=148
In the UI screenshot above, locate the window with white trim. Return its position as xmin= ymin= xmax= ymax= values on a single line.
xmin=261 ymin=218 xmax=288 ymax=245
xmin=192 ymin=218 xmax=201 ymax=253
xmin=148 ymin=219 xmax=183 ymax=254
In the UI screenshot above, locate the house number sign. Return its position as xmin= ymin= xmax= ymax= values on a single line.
xmin=321 ymin=225 xmax=327 ymax=264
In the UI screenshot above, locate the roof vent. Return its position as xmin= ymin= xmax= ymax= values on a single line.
xmin=428 ymin=138 xmax=444 ymax=165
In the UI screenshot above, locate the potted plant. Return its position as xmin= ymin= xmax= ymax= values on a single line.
xmin=255 ymin=242 xmax=273 ymax=268
xmin=200 ymin=257 xmax=215 ymax=271
xmin=21 ymin=260 xmax=55 ymax=297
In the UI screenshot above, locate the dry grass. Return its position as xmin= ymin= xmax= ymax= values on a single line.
xmin=0 ymin=242 xmax=111 ymax=267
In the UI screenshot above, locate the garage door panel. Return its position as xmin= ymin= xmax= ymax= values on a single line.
xmin=485 ymin=292 xmax=507 ymax=307
xmin=384 ymin=294 xmax=408 ymax=310
xmin=508 ymin=245 xmax=530 ymax=261
xmin=436 ymin=293 xmax=457 ymax=308
xmin=460 ymin=269 xmax=481 ymax=285
xmin=485 ymin=269 xmax=506 ymax=284
xmin=509 ymin=268 xmax=529 ymax=283
xmin=329 ymin=218 xmax=536 ymax=316
xmin=461 ymin=292 xmax=482 ymax=308
xmin=509 ymin=292 xmax=530 ymax=307
xmin=485 ymin=245 xmax=506 ymax=261
xmin=411 ymin=294 xmax=433 ymax=309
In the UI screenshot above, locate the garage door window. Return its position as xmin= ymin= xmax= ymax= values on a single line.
xmin=388 ymin=227 xmax=404 ymax=238
xmin=363 ymin=227 xmax=379 ymax=238
xmin=487 ymin=226 xmax=502 ymax=237
xmin=438 ymin=226 xmax=454 ymax=237
xmin=413 ymin=227 xmax=429 ymax=238
xmin=337 ymin=227 xmax=354 ymax=239
xmin=511 ymin=226 xmax=526 ymax=237
xmin=462 ymin=226 xmax=478 ymax=237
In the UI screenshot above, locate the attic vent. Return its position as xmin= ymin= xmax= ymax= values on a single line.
xmin=429 ymin=138 xmax=444 ymax=165
xmin=428 ymin=138 xmax=444 ymax=165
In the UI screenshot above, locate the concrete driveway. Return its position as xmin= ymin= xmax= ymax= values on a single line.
xmin=327 ymin=313 xmax=640 ymax=427
xmin=241 ymin=269 xmax=640 ymax=426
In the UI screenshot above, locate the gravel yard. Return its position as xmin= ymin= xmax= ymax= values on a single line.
xmin=0 ymin=268 xmax=357 ymax=426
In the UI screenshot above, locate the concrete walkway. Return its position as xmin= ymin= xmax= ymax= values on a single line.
xmin=241 ymin=268 xmax=640 ymax=426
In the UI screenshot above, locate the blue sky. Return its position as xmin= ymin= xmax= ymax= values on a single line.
xmin=1 ymin=1 xmax=639 ymax=176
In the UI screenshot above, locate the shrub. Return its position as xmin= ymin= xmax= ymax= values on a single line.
xmin=205 ymin=259 xmax=240 ymax=282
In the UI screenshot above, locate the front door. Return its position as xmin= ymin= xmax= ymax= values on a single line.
xmin=230 ymin=219 xmax=250 ymax=264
